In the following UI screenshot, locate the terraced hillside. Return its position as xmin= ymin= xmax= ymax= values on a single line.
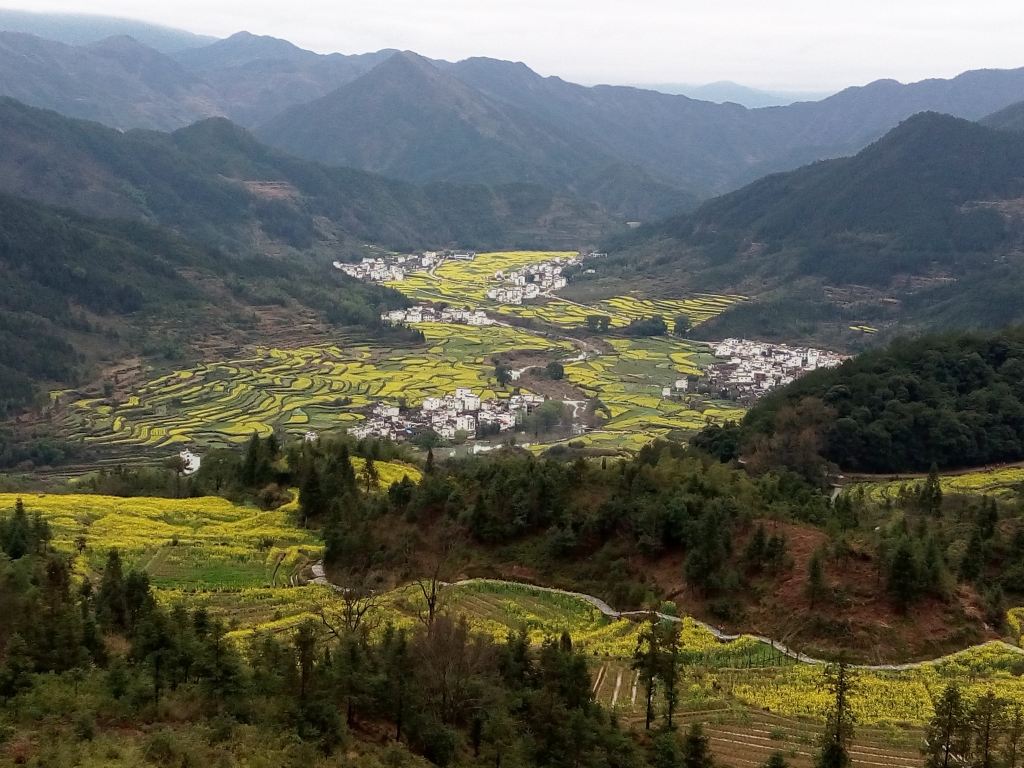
xmin=59 ymin=325 xmax=571 ymax=450
xmin=56 ymin=252 xmax=747 ymax=454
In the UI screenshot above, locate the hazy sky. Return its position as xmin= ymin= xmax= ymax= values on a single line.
xmin=12 ymin=0 xmax=1024 ymax=90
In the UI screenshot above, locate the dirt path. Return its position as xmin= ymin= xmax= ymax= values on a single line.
xmin=444 ymin=577 xmax=1024 ymax=671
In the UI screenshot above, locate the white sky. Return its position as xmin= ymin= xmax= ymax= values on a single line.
xmin=10 ymin=0 xmax=1024 ymax=90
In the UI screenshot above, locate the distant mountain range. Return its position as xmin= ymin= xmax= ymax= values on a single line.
xmin=0 ymin=97 xmax=607 ymax=253
xmin=597 ymin=112 xmax=1024 ymax=344
xmin=982 ymin=99 xmax=1024 ymax=132
xmin=633 ymin=81 xmax=833 ymax=107
xmin=0 ymin=8 xmax=215 ymax=51
xmin=2 ymin=13 xmax=1024 ymax=219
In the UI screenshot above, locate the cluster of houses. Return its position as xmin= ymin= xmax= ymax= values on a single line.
xmin=486 ymin=255 xmax=578 ymax=305
xmin=348 ymin=388 xmax=546 ymax=442
xmin=381 ymin=305 xmax=494 ymax=326
xmin=703 ymin=338 xmax=846 ymax=403
xmin=333 ymin=250 xmax=476 ymax=283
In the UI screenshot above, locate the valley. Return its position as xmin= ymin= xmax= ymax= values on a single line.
xmin=3 ymin=8 xmax=1024 ymax=768
xmin=52 ymin=251 xmax=751 ymax=464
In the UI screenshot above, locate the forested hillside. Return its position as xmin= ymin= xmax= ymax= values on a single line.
xmin=713 ymin=328 xmax=1024 ymax=474
xmin=0 ymin=97 xmax=607 ymax=252
xmin=0 ymin=194 xmax=405 ymax=414
xmin=596 ymin=113 xmax=1024 ymax=343
xmin=983 ymin=99 xmax=1024 ymax=131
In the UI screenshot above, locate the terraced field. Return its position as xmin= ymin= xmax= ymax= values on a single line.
xmin=564 ymin=337 xmax=745 ymax=441
xmin=60 ymin=325 xmax=570 ymax=449
xmin=388 ymin=251 xmax=745 ymax=330
xmin=853 ymin=466 xmax=1024 ymax=501
xmin=58 ymin=251 xmax=747 ymax=455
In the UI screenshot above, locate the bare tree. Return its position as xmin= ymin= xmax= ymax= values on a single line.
xmin=312 ymin=570 xmax=382 ymax=639
xmin=411 ymin=531 xmax=460 ymax=635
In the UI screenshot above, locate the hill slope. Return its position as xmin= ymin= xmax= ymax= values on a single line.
xmin=3 ymin=23 xmax=1024 ymax=214
xmin=0 ymin=97 xmax=607 ymax=252
xmin=0 ymin=31 xmax=222 ymax=130
xmin=982 ymin=99 xmax=1024 ymax=132
xmin=172 ymin=31 xmax=395 ymax=126
xmin=0 ymin=9 xmax=215 ymax=51
xmin=598 ymin=113 xmax=1024 ymax=344
xmin=256 ymin=52 xmax=690 ymax=219
xmin=0 ymin=193 xmax=402 ymax=414
xmin=734 ymin=327 xmax=1024 ymax=473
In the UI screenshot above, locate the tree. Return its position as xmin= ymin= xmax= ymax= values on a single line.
xmin=495 ymin=362 xmax=513 ymax=387
xmin=681 ymin=723 xmax=715 ymax=768
xmin=673 ymin=315 xmax=692 ymax=337
xmin=545 ymin=361 xmax=565 ymax=380
xmin=806 ymin=548 xmax=828 ymax=608
xmin=923 ymin=683 xmax=969 ymax=768
xmin=632 ymin=617 xmax=662 ymax=730
xmin=95 ymin=549 xmax=127 ymax=632
xmin=888 ymin=538 xmax=921 ymax=611
xmin=1003 ymin=703 xmax=1023 ymax=768
xmin=661 ymin=623 xmax=683 ymax=729
xmin=0 ymin=633 xmax=33 ymax=701
xmin=763 ymin=754 xmax=790 ymax=768
xmin=585 ymin=314 xmax=611 ymax=333
xmin=816 ymin=662 xmax=856 ymax=768
xmin=919 ymin=464 xmax=943 ymax=515
xmin=970 ymin=690 xmax=1005 ymax=768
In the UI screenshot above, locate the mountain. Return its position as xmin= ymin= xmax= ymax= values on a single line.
xmin=257 ymin=51 xmax=692 ymax=219
xmin=0 ymin=97 xmax=607 ymax=252
xmin=982 ymin=99 xmax=1024 ymax=132
xmin=636 ymin=81 xmax=832 ymax=107
xmin=172 ymin=31 xmax=396 ymax=126
xmin=3 ymin=22 xmax=1024 ymax=216
xmin=0 ymin=192 xmax=405 ymax=415
xmin=0 ymin=9 xmax=215 ymax=51
xmin=598 ymin=113 xmax=1024 ymax=344
xmin=0 ymin=31 xmax=222 ymax=129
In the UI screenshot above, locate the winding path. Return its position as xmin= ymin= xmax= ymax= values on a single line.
xmin=438 ymin=575 xmax=1024 ymax=671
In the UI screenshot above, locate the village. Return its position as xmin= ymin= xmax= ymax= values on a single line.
xmin=699 ymin=338 xmax=846 ymax=404
xmin=381 ymin=304 xmax=495 ymax=326
xmin=332 ymin=249 xmax=476 ymax=282
xmin=486 ymin=255 xmax=574 ymax=305
xmin=347 ymin=387 xmax=546 ymax=442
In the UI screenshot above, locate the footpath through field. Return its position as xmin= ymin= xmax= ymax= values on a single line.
xmin=316 ymin=568 xmax=1022 ymax=672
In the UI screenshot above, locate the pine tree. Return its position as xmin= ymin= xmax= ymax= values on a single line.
xmin=299 ymin=462 xmax=324 ymax=527
xmin=960 ymin=528 xmax=985 ymax=581
xmin=816 ymin=662 xmax=856 ymax=768
xmin=888 ymin=538 xmax=920 ymax=611
xmin=661 ymin=623 xmax=682 ymax=729
xmin=96 ymin=549 xmax=128 ymax=632
xmin=806 ymin=549 xmax=828 ymax=608
xmin=920 ymin=464 xmax=943 ymax=515
xmin=632 ymin=617 xmax=662 ymax=730
xmin=923 ymin=683 xmax=969 ymax=768
xmin=971 ymin=690 xmax=1005 ymax=768
xmin=0 ymin=633 xmax=33 ymax=700
xmin=1003 ymin=703 xmax=1023 ymax=768
xmin=681 ymin=723 xmax=714 ymax=768
xmin=425 ymin=447 xmax=436 ymax=475
xmin=241 ymin=431 xmax=261 ymax=486
xmin=745 ymin=524 xmax=768 ymax=570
